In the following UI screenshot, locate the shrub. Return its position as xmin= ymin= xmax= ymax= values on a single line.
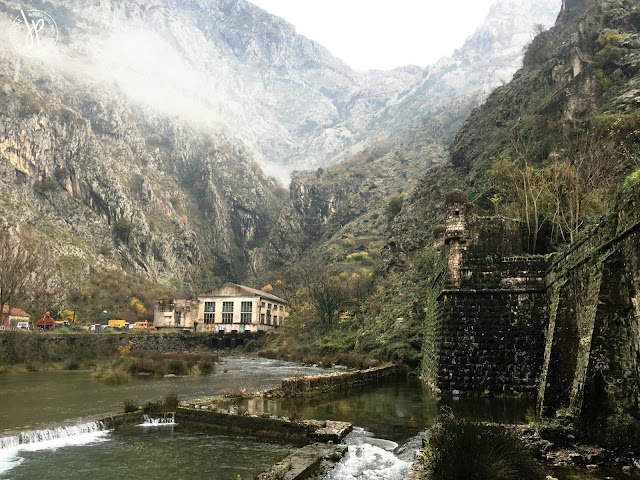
xmin=113 ymin=218 xmax=135 ymax=242
xmin=385 ymin=196 xmax=404 ymax=223
xmin=168 ymin=359 xmax=188 ymax=376
xmin=128 ymin=358 xmax=155 ymax=375
xmin=33 ymin=176 xmax=59 ymax=193
xmin=64 ymin=358 xmax=81 ymax=371
xmin=143 ymin=393 xmax=179 ymax=414
xmin=25 ymin=362 xmax=40 ymax=372
xmin=595 ymin=30 xmax=624 ymax=68
xmin=101 ymin=370 xmax=131 ymax=386
xmin=123 ymin=399 xmax=139 ymax=413
xmin=428 ymin=418 xmax=541 ymax=480
xmin=221 ymin=387 xmax=250 ymax=398
xmin=198 ymin=360 xmax=214 ymax=375
xmin=623 ymin=168 xmax=640 ymax=194
xmin=244 ymin=339 xmax=260 ymax=353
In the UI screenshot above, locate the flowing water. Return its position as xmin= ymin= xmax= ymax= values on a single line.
xmin=0 ymin=427 xmax=294 ymax=480
xmin=0 ymin=359 xmax=628 ymax=479
xmin=0 ymin=356 xmax=331 ymax=432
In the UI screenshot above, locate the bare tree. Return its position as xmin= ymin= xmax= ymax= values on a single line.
xmin=309 ymin=281 xmax=344 ymax=328
xmin=0 ymin=231 xmax=41 ymax=327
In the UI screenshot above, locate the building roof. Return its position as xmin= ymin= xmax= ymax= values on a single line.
xmin=204 ymin=283 xmax=288 ymax=304
xmin=2 ymin=305 xmax=29 ymax=317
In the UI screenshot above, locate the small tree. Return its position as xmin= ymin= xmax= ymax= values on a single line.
xmin=385 ymin=196 xmax=404 ymax=223
xmin=309 ymin=282 xmax=343 ymax=328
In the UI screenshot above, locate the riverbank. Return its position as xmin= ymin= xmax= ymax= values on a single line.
xmin=406 ymin=419 xmax=640 ymax=480
xmin=0 ymin=331 xmax=261 ymax=366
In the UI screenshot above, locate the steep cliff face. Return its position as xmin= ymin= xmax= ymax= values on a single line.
xmin=450 ymin=0 xmax=640 ymax=172
xmin=1 ymin=0 xmax=560 ymax=175
xmin=0 ymin=38 xmax=285 ymax=289
xmin=390 ymin=0 xmax=640 ymax=260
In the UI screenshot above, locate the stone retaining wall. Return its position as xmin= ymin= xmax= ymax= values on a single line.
xmin=176 ymin=403 xmax=352 ymax=446
xmin=273 ymin=365 xmax=400 ymax=397
xmin=0 ymin=331 xmax=262 ymax=364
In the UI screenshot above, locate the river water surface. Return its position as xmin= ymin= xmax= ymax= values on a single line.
xmin=0 ymin=357 xmax=629 ymax=480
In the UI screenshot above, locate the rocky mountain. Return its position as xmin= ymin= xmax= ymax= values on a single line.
xmin=0 ymin=0 xmax=561 ymax=318
xmin=2 ymin=0 xmax=561 ymax=178
xmin=392 ymin=0 xmax=640 ymax=258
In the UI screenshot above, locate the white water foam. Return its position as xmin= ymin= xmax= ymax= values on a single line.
xmin=325 ymin=427 xmax=421 ymax=480
xmin=0 ymin=421 xmax=111 ymax=475
xmin=138 ymin=413 xmax=176 ymax=427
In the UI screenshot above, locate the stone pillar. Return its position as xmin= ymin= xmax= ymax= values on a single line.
xmin=444 ymin=189 xmax=470 ymax=289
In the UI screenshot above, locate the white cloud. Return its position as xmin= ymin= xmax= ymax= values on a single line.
xmin=249 ymin=0 xmax=498 ymax=70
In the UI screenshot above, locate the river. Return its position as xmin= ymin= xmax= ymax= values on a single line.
xmin=0 ymin=357 xmax=632 ymax=480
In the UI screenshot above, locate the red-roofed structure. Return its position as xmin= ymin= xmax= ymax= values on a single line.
xmin=1 ymin=305 xmax=30 ymax=327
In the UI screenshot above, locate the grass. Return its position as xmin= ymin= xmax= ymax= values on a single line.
xmin=142 ymin=393 xmax=180 ymax=414
xmin=221 ymin=387 xmax=250 ymax=398
xmin=93 ymin=351 xmax=219 ymax=383
xmin=258 ymin=348 xmax=380 ymax=370
xmin=100 ymin=370 xmax=131 ymax=386
xmin=123 ymin=399 xmax=139 ymax=413
xmin=427 ymin=418 xmax=542 ymax=480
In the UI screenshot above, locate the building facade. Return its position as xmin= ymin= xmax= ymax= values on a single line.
xmin=154 ymin=283 xmax=288 ymax=333
xmin=1 ymin=305 xmax=30 ymax=328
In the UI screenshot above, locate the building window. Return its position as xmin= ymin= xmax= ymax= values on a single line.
xmin=260 ymin=313 xmax=265 ymax=324
xmin=222 ymin=302 xmax=233 ymax=324
xmin=204 ymin=313 xmax=215 ymax=324
xmin=241 ymin=313 xmax=252 ymax=324
xmin=204 ymin=301 xmax=215 ymax=313
xmin=174 ymin=311 xmax=182 ymax=326
xmin=267 ymin=314 xmax=271 ymax=326
xmin=261 ymin=301 xmax=265 ymax=308
xmin=241 ymin=301 xmax=252 ymax=312
xmin=273 ymin=315 xmax=277 ymax=325
xmin=279 ymin=305 xmax=284 ymax=312
xmin=268 ymin=303 xmax=272 ymax=310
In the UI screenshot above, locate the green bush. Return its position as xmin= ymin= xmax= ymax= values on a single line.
xmin=198 ymin=360 xmax=214 ymax=375
xmin=244 ymin=339 xmax=260 ymax=353
xmin=623 ymin=169 xmax=640 ymax=194
xmin=101 ymin=370 xmax=131 ymax=386
xmin=168 ymin=359 xmax=188 ymax=376
xmin=128 ymin=358 xmax=156 ymax=375
xmin=143 ymin=393 xmax=179 ymax=414
xmin=428 ymin=418 xmax=541 ymax=480
xmin=385 ymin=196 xmax=404 ymax=223
xmin=595 ymin=30 xmax=624 ymax=68
xmin=123 ymin=399 xmax=139 ymax=413
xmin=113 ymin=218 xmax=135 ymax=242
xmin=64 ymin=358 xmax=81 ymax=371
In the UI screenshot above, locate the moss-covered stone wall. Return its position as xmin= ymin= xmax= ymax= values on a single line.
xmin=427 ymin=187 xmax=640 ymax=425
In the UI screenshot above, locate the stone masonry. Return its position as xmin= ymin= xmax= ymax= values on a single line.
xmin=430 ymin=188 xmax=640 ymax=428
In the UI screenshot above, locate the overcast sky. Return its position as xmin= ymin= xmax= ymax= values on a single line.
xmin=249 ymin=0 xmax=498 ymax=71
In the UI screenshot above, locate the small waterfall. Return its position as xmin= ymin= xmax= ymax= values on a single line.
xmin=139 ymin=413 xmax=176 ymax=426
xmin=0 ymin=421 xmax=110 ymax=475
xmin=0 ymin=421 xmax=107 ymax=451
xmin=324 ymin=427 xmax=423 ymax=480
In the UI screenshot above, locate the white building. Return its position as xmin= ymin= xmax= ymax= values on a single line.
xmin=154 ymin=283 xmax=288 ymax=333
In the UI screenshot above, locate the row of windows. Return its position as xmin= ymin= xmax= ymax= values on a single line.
xmin=259 ymin=314 xmax=279 ymax=325
xmin=205 ymin=301 xmax=258 ymax=313
xmin=260 ymin=302 xmax=285 ymax=312
xmin=201 ymin=300 xmax=285 ymax=325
